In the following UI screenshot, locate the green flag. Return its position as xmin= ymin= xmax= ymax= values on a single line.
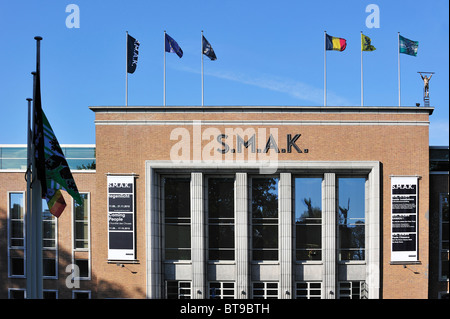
xmin=361 ymin=33 xmax=376 ymax=51
xmin=41 ymin=111 xmax=83 ymax=217
xmin=399 ymin=35 xmax=418 ymax=56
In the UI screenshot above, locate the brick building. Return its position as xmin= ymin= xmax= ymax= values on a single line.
xmin=0 ymin=105 xmax=448 ymax=299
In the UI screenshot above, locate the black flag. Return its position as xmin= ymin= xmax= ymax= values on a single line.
xmin=202 ymin=35 xmax=217 ymax=61
xmin=127 ymin=34 xmax=140 ymax=74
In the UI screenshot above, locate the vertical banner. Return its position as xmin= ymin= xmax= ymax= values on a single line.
xmin=107 ymin=175 xmax=135 ymax=260
xmin=391 ymin=176 xmax=418 ymax=262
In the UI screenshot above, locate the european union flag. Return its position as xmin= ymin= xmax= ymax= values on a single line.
xmin=165 ymin=33 xmax=183 ymax=58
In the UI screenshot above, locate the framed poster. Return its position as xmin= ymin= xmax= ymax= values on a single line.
xmin=391 ymin=176 xmax=418 ymax=262
xmin=107 ymin=175 xmax=135 ymax=260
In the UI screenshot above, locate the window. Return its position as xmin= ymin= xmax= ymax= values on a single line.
xmin=208 ymin=177 xmax=235 ymax=260
xmin=166 ymin=281 xmax=191 ymax=299
xmin=252 ymin=282 xmax=278 ymax=299
xmin=42 ymin=201 xmax=57 ymax=278
xmin=440 ymin=193 xmax=449 ymax=280
xmin=73 ymin=290 xmax=91 ymax=299
xmin=209 ymin=282 xmax=235 ymax=299
xmin=338 ymin=281 xmax=367 ymax=299
xmin=8 ymin=192 xmax=25 ymax=277
xmin=163 ymin=177 xmax=191 ymax=260
xmin=9 ymin=192 xmax=25 ymax=247
xmin=294 ymin=177 xmax=322 ymax=261
xmin=43 ymin=290 xmax=58 ymax=299
xmin=295 ymin=282 xmax=322 ymax=299
xmin=8 ymin=289 xmax=25 ymax=299
xmin=74 ymin=193 xmax=90 ymax=249
xmin=338 ymin=178 xmax=366 ymax=261
xmin=42 ymin=202 xmax=57 ymax=249
xmin=251 ymin=177 xmax=278 ymax=261
xmin=74 ymin=259 xmax=90 ymax=279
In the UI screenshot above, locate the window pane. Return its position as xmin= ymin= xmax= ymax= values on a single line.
xmin=164 ymin=178 xmax=190 ymax=218
xmin=164 ymin=177 xmax=191 ymax=260
xmin=252 ymin=178 xmax=278 ymax=261
xmin=338 ymin=178 xmax=365 ymax=261
xmin=208 ymin=178 xmax=234 ymax=219
xmin=208 ymin=178 xmax=235 ymax=260
xmin=209 ymin=225 xmax=234 ymax=248
xmin=9 ymin=193 xmax=24 ymax=220
xmin=252 ymin=178 xmax=278 ymax=219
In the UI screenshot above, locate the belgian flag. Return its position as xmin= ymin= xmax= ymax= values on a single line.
xmin=325 ymin=34 xmax=347 ymax=51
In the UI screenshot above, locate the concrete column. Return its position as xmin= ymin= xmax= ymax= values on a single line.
xmin=191 ymin=172 xmax=205 ymax=299
xmin=235 ymin=172 xmax=249 ymax=298
xmin=323 ymin=173 xmax=336 ymax=299
xmin=279 ymin=173 xmax=293 ymax=299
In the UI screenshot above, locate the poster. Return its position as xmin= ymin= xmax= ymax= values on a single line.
xmin=107 ymin=175 xmax=135 ymax=260
xmin=391 ymin=176 xmax=418 ymax=262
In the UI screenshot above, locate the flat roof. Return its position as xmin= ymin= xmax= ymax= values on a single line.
xmin=89 ymin=105 xmax=435 ymax=115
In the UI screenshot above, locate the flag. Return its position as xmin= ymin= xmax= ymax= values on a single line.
xmin=326 ymin=34 xmax=347 ymax=51
xmin=33 ymin=70 xmax=83 ymax=217
xmin=399 ymin=35 xmax=418 ymax=56
xmin=165 ymin=33 xmax=183 ymax=58
xmin=127 ymin=34 xmax=140 ymax=74
xmin=361 ymin=33 xmax=376 ymax=51
xmin=202 ymin=35 xmax=217 ymax=61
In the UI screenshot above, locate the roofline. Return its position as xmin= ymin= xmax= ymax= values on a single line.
xmin=89 ymin=105 xmax=435 ymax=115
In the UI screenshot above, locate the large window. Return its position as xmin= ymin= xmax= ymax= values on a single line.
xmin=295 ymin=177 xmax=322 ymax=261
xmin=74 ymin=193 xmax=90 ymax=249
xmin=8 ymin=192 xmax=25 ymax=277
xmin=252 ymin=282 xmax=278 ymax=299
xmin=251 ymin=177 xmax=278 ymax=261
xmin=166 ymin=281 xmax=191 ymax=299
xmin=163 ymin=177 xmax=191 ymax=260
xmin=338 ymin=178 xmax=366 ymax=261
xmin=208 ymin=177 xmax=235 ymax=260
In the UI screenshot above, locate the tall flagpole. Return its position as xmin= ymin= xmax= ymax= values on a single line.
xmin=164 ymin=30 xmax=166 ymax=106
xmin=25 ymin=94 xmax=33 ymax=299
xmin=126 ymin=31 xmax=128 ymax=107
xmin=201 ymin=30 xmax=204 ymax=107
xmin=31 ymin=36 xmax=44 ymax=299
xmin=361 ymin=31 xmax=364 ymax=106
xmin=324 ymin=31 xmax=327 ymax=106
xmin=398 ymin=32 xmax=401 ymax=107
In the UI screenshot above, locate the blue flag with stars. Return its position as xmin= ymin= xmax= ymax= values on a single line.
xmin=165 ymin=33 xmax=183 ymax=58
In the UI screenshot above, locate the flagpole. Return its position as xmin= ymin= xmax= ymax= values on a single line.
xmin=25 ymin=94 xmax=33 ymax=299
xmin=361 ymin=31 xmax=364 ymax=107
xmin=164 ymin=30 xmax=166 ymax=106
xmin=31 ymin=36 xmax=44 ymax=299
xmin=324 ymin=31 xmax=327 ymax=106
xmin=126 ymin=31 xmax=128 ymax=107
xmin=398 ymin=32 xmax=401 ymax=107
xmin=201 ymin=30 xmax=204 ymax=107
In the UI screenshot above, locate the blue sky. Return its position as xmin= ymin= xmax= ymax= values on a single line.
xmin=0 ymin=0 xmax=448 ymax=145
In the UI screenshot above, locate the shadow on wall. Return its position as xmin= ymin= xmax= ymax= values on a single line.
xmin=0 ymin=215 xmax=146 ymax=299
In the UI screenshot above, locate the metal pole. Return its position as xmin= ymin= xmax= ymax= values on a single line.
xmin=164 ymin=30 xmax=166 ymax=106
xmin=201 ymin=30 xmax=204 ymax=107
xmin=324 ymin=31 xmax=327 ymax=106
xmin=126 ymin=31 xmax=128 ymax=107
xmin=398 ymin=32 xmax=401 ymax=107
xmin=361 ymin=31 xmax=364 ymax=107
xmin=31 ymin=36 xmax=43 ymax=299
xmin=25 ymin=95 xmax=33 ymax=299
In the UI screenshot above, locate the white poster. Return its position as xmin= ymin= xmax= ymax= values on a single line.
xmin=391 ymin=176 xmax=418 ymax=262
xmin=107 ymin=175 xmax=135 ymax=260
